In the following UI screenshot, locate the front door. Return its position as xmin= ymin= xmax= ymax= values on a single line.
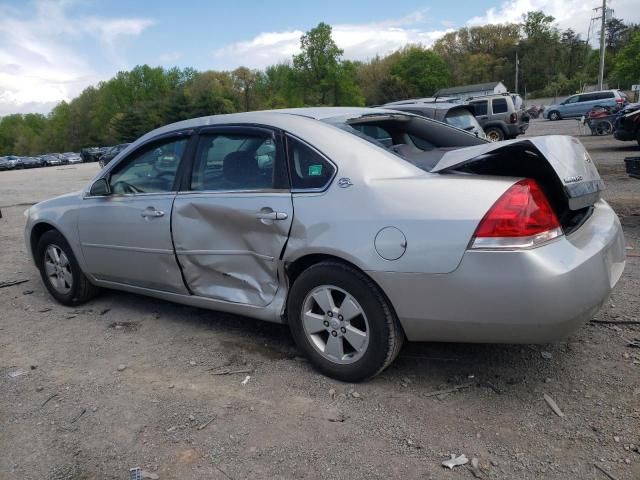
xmin=172 ymin=127 xmax=293 ymax=306
xmin=78 ymin=135 xmax=191 ymax=293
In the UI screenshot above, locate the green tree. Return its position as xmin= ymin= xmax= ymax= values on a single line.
xmin=612 ymin=30 xmax=640 ymax=87
xmin=390 ymin=46 xmax=450 ymax=97
xmin=293 ymin=22 xmax=344 ymax=104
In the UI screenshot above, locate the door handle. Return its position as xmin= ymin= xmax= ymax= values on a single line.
xmin=255 ymin=211 xmax=288 ymax=221
xmin=141 ymin=207 xmax=165 ymax=218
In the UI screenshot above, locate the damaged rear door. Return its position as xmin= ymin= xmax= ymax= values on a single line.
xmin=172 ymin=126 xmax=293 ymax=306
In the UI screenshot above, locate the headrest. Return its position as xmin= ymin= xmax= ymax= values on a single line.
xmin=223 ymin=151 xmax=259 ymax=184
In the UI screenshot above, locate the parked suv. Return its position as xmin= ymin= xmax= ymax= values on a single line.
xmin=545 ymin=90 xmax=628 ymax=121
xmin=466 ymin=93 xmax=529 ymax=142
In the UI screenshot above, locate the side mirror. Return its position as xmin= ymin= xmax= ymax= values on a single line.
xmin=89 ymin=178 xmax=111 ymax=196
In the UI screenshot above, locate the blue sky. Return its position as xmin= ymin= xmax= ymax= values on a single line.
xmin=0 ymin=0 xmax=638 ymax=115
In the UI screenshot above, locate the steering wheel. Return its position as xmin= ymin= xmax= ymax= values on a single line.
xmin=111 ymin=181 xmax=144 ymax=195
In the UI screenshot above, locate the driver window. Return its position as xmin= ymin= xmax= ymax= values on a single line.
xmin=109 ymin=138 xmax=188 ymax=194
xmin=566 ymin=96 xmax=579 ymax=104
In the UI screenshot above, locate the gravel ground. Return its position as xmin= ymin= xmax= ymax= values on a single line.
xmin=1 ymin=120 xmax=639 ymax=480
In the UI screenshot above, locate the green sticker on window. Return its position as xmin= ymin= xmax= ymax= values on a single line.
xmin=308 ymin=164 xmax=323 ymax=176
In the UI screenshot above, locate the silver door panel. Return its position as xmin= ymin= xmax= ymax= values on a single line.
xmin=78 ymin=194 xmax=187 ymax=293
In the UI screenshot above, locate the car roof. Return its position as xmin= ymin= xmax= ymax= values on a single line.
xmin=386 ymin=102 xmax=468 ymax=111
xmin=136 ymin=107 xmax=420 ymax=143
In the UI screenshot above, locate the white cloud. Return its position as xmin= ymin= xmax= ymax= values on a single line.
xmin=214 ymin=11 xmax=454 ymax=69
xmin=467 ymin=0 xmax=640 ymax=44
xmin=0 ymin=0 xmax=154 ymax=116
xmin=158 ymin=51 xmax=183 ymax=64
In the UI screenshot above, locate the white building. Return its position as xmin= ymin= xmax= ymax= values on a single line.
xmin=435 ymin=81 xmax=508 ymax=100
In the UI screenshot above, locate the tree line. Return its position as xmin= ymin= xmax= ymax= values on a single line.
xmin=1 ymin=12 xmax=639 ymax=156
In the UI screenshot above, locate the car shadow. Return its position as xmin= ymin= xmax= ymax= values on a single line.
xmin=95 ymin=289 xmax=563 ymax=389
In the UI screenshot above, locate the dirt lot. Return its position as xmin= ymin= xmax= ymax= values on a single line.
xmin=1 ymin=120 xmax=639 ymax=480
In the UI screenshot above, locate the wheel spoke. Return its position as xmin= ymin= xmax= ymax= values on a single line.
xmin=343 ymin=325 xmax=367 ymax=353
xmin=312 ymin=288 xmax=335 ymax=314
xmin=44 ymin=261 xmax=56 ymax=276
xmin=302 ymin=311 xmax=326 ymax=334
xmin=339 ymin=295 xmax=361 ymax=321
xmin=324 ymin=334 xmax=344 ymax=359
xmin=50 ymin=247 xmax=60 ymax=264
xmin=62 ymin=269 xmax=73 ymax=287
xmin=59 ymin=254 xmax=69 ymax=268
xmin=50 ymin=275 xmax=62 ymax=290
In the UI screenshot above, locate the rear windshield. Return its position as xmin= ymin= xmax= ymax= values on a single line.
xmin=322 ymin=113 xmax=486 ymax=171
xmin=444 ymin=109 xmax=482 ymax=132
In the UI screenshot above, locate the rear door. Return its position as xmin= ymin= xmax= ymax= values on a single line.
xmin=171 ymin=127 xmax=293 ymax=306
xmin=469 ymin=100 xmax=489 ymax=127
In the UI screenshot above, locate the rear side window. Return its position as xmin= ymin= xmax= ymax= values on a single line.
xmin=580 ymin=93 xmax=596 ymax=102
xmin=287 ymin=136 xmax=335 ymax=191
xmin=595 ymin=92 xmax=614 ymax=100
xmin=492 ymin=98 xmax=508 ymax=114
xmin=190 ymin=133 xmax=283 ymax=191
xmin=470 ymin=101 xmax=487 ymax=115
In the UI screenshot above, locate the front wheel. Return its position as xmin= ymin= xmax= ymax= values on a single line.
xmin=287 ymin=261 xmax=404 ymax=382
xmin=36 ymin=230 xmax=99 ymax=306
xmin=548 ymin=111 xmax=561 ymax=121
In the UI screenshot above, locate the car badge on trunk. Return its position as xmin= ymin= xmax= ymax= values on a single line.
xmin=337 ymin=177 xmax=353 ymax=188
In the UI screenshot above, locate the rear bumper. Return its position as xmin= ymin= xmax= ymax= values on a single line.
xmin=369 ymin=200 xmax=625 ymax=343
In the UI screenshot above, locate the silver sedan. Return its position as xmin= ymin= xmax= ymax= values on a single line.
xmin=24 ymin=108 xmax=625 ymax=381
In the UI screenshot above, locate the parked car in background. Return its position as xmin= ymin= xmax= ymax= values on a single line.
xmin=1 ymin=155 xmax=24 ymax=169
xmin=98 ymin=143 xmax=131 ymax=168
xmin=20 ymin=156 xmax=45 ymax=168
xmin=613 ymin=103 xmax=640 ymax=146
xmin=0 ymin=157 xmax=9 ymax=171
xmin=63 ymin=152 xmax=82 ymax=164
xmin=81 ymin=147 xmax=108 ymax=163
xmin=381 ymin=101 xmax=486 ymax=139
xmin=466 ymin=93 xmax=529 ymax=141
xmin=41 ymin=154 xmax=64 ymax=166
xmin=545 ymin=90 xmax=628 ymax=120
xmin=25 ymin=107 xmax=624 ymax=381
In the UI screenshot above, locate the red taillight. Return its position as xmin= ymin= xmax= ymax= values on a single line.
xmin=470 ymin=179 xmax=562 ymax=249
xmin=616 ymin=98 xmax=624 ymax=104
xmin=510 ymin=112 xmax=518 ymax=123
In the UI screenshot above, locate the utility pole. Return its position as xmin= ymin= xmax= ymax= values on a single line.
xmin=515 ymin=49 xmax=519 ymax=94
xmin=598 ymin=0 xmax=606 ymax=90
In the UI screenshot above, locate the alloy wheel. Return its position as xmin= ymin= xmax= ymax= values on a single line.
xmin=44 ymin=244 xmax=73 ymax=294
xmin=301 ymin=285 xmax=370 ymax=364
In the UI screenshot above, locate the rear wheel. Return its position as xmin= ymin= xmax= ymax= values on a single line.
xmin=287 ymin=261 xmax=404 ymax=382
xmin=485 ymin=127 xmax=505 ymax=142
xmin=36 ymin=230 xmax=99 ymax=306
xmin=548 ymin=111 xmax=561 ymax=121
xmin=594 ymin=120 xmax=613 ymax=136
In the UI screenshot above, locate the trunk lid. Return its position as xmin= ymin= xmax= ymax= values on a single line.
xmin=430 ymin=135 xmax=603 ymax=211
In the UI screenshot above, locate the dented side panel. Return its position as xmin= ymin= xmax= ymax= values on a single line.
xmin=172 ymin=192 xmax=293 ymax=306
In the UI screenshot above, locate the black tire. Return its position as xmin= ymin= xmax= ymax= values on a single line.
xmin=287 ymin=261 xmax=404 ymax=382
xmin=36 ymin=230 xmax=99 ymax=306
xmin=548 ymin=110 xmax=561 ymax=121
xmin=485 ymin=127 xmax=505 ymax=142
